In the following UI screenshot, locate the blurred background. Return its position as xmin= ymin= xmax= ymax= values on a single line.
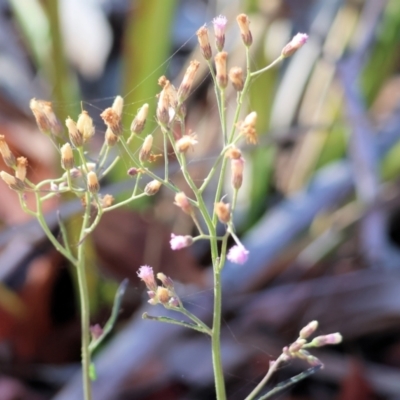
xmin=1 ymin=0 xmax=400 ymax=399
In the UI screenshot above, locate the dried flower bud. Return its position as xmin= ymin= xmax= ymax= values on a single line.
xmin=157 ymin=273 xmax=174 ymax=290
xmin=225 ymin=146 xmax=242 ymax=160
xmin=144 ymin=180 xmax=162 ymax=196
xmin=77 ymin=111 xmax=94 ymax=142
xmin=100 ymin=108 xmax=122 ymax=135
xmin=178 ymin=60 xmax=200 ymax=103
xmin=229 ymin=67 xmax=244 ymax=91
xmin=176 ymin=133 xmax=198 ymax=153
xmin=214 ymin=202 xmax=230 ymax=224
xmin=112 ymin=95 xmax=124 ymax=118
xmin=157 ymin=85 xmax=170 ymax=126
xmin=87 ymin=171 xmax=100 ymax=193
xmin=127 ymin=167 xmax=139 ymax=176
xmin=281 ymin=33 xmax=308 ymax=58
xmin=0 ymin=171 xmax=24 ymax=191
xmin=213 ymin=15 xmax=227 ymax=51
xmin=66 ymin=117 xmax=83 ymax=147
xmin=196 ymin=25 xmax=212 ymax=60
xmin=170 ymin=234 xmax=193 ymax=250
xmin=139 ymin=135 xmax=153 ymax=163
xmin=61 ymin=143 xmax=74 ymax=170
xmin=105 ymin=127 xmax=118 ymax=146
xmin=16 ymin=158 xmax=29 ymax=183
xmin=137 ymin=265 xmax=157 ymax=291
xmin=90 ymin=324 xmax=103 ymax=340
xmin=299 ymin=320 xmax=319 ymax=339
xmin=0 ymin=135 xmax=16 ymax=167
xmin=174 ymin=192 xmax=192 ymax=214
xmin=156 ymin=286 xmax=170 ymax=305
xmin=231 ymin=156 xmax=244 ymax=190
xmin=241 ymin=111 xmax=258 ymax=144
xmin=236 ymin=14 xmax=252 ymax=47
xmin=310 ymin=333 xmax=343 ymax=347
xmin=30 ymin=98 xmax=63 ymax=136
xmin=131 ymin=103 xmax=149 ymax=134
xmin=215 ymin=52 xmax=228 ymax=89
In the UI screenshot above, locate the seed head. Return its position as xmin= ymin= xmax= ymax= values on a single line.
xmin=236 ymin=14 xmax=252 ymax=47
xmin=60 ymin=143 xmax=74 ymax=170
xmin=15 ymin=157 xmax=28 ymax=181
xmin=30 ymin=98 xmax=63 ymax=136
xmin=0 ymin=135 xmax=16 ymax=167
xmin=178 ymin=60 xmax=200 ymax=103
xmin=213 ymin=15 xmax=227 ymax=51
xmin=157 ymin=85 xmax=170 ymax=126
xmin=100 ymin=107 xmax=122 ymax=135
xmin=281 ymin=33 xmax=308 ymax=58
xmin=196 ymin=25 xmax=212 ymax=60
xmin=112 ymin=95 xmax=124 ymax=118
xmin=131 ymin=103 xmax=149 ymax=134
xmin=0 ymin=171 xmax=25 ymax=191
xmin=101 ymin=194 xmax=114 ymax=208
xmin=229 ymin=67 xmax=244 ymax=91
xmin=87 ymin=171 xmax=100 ymax=193
xmin=139 ymin=135 xmax=153 ymax=163
xmin=77 ymin=111 xmax=94 ymax=142
xmin=214 ymin=202 xmax=230 ymax=224
xmin=176 ymin=133 xmax=198 ymax=153
xmin=66 ymin=117 xmax=84 ymax=147
xmin=215 ymin=52 xmax=228 ymax=89
xmin=241 ymin=111 xmax=258 ymax=144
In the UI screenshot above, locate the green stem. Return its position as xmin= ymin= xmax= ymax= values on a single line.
xmin=142 ymin=312 xmax=208 ymax=334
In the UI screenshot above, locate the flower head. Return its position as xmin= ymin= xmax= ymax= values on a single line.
xmin=137 ymin=265 xmax=157 ymax=291
xmin=213 ymin=15 xmax=227 ymax=51
xmin=281 ymin=33 xmax=308 ymax=58
xmin=170 ymin=234 xmax=193 ymax=250
xmin=227 ymin=245 xmax=249 ymax=265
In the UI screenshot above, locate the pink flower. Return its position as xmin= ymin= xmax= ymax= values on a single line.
xmin=213 ymin=15 xmax=227 ymax=51
xmin=227 ymin=245 xmax=249 ymax=265
xmin=137 ymin=265 xmax=157 ymax=291
xmin=281 ymin=33 xmax=308 ymax=58
xmin=170 ymin=234 xmax=193 ymax=250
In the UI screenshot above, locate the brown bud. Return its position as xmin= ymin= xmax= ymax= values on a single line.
xmin=241 ymin=111 xmax=258 ymax=144
xmin=236 ymin=14 xmax=252 ymax=47
xmin=196 ymin=25 xmax=212 ymax=60
xmin=157 ymin=85 xmax=170 ymax=126
xmin=225 ymin=146 xmax=242 ymax=160
xmin=215 ymin=52 xmax=228 ymax=89
xmin=144 ymin=180 xmax=162 ymax=196
xmin=100 ymin=107 xmax=122 ymax=135
xmin=101 ymin=194 xmax=114 ymax=208
xmin=177 ymin=60 xmax=200 ymax=103
xmin=61 ymin=143 xmax=74 ymax=170
xmin=77 ymin=111 xmax=94 ymax=142
xmin=30 ymin=98 xmax=63 ymax=136
xmin=127 ymin=167 xmax=139 ymax=176
xmin=156 ymin=286 xmax=170 ymax=305
xmin=231 ymin=157 xmax=244 ymax=190
xmin=0 ymin=135 xmax=16 ymax=167
xmin=176 ymin=133 xmax=198 ymax=153
xmin=66 ymin=117 xmax=83 ymax=147
xmin=131 ymin=103 xmax=149 ymax=134
xmin=214 ymin=202 xmax=230 ymax=224
xmin=16 ymin=157 xmax=28 ymax=181
xmin=229 ymin=67 xmax=244 ymax=91
xmin=105 ymin=127 xmax=118 ymax=146
xmin=87 ymin=171 xmax=100 ymax=193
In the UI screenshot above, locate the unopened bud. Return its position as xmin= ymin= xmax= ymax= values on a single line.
xmin=236 ymin=14 xmax=252 ymax=47
xmin=178 ymin=60 xmax=200 ymax=103
xmin=139 ymin=135 xmax=153 ymax=163
xmin=289 ymin=339 xmax=306 ymax=353
xmin=196 ymin=25 xmax=212 ymax=60
xmin=105 ymin=127 xmax=118 ymax=146
xmin=213 ymin=15 xmax=227 ymax=51
xmin=0 ymin=135 xmax=16 ymax=167
xmin=299 ymin=320 xmax=318 ymax=339
xmin=144 ymin=180 xmax=162 ymax=196
xmin=231 ymin=157 xmax=244 ymax=190
xmin=229 ymin=67 xmax=244 ymax=91
xmin=157 ymin=273 xmax=174 ymax=290
xmin=30 ymin=98 xmax=63 ymax=136
xmin=169 ymin=297 xmax=180 ymax=308
xmin=66 ymin=117 xmax=84 ymax=147
xmin=176 ymin=133 xmax=198 ymax=153
xmin=225 ymin=146 xmax=242 ymax=160
xmin=174 ymin=192 xmax=192 ymax=214
xmin=61 ymin=143 xmax=74 ymax=170
xmin=0 ymin=171 xmax=24 ymax=191
xmin=241 ymin=111 xmax=258 ymax=144
xmin=87 ymin=171 xmax=100 ymax=193
xmin=281 ymin=33 xmax=308 ymax=58
xmin=127 ymin=167 xmax=139 ymax=176
xmin=157 ymin=85 xmax=170 ymax=126
xmin=90 ymin=324 xmax=103 ymax=340
xmin=77 ymin=111 xmax=94 ymax=142
xmin=214 ymin=202 xmax=230 ymax=224
xmin=131 ymin=103 xmax=149 ymax=134
xmin=215 ymin=52 xmax=228 ymax=89
xmin=310 ymin=333 xmax=343 ymax=347
xmin=101 ymin=194 xmax=114 ymax=208
xmin=100 ymin=107 xmax=122 ymax=135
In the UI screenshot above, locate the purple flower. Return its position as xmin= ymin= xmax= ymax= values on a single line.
xmin=281 ymin=33 xmax=308 ymax=58
xmin=170 ymin=234 xmax=193 ymax=250
xmin=213 ymin=15 xmax=227 ymax=51
xmin=137 ymin=265 xmax=157 ymax=291
xmin=227 ymin=245 xmax=249 ymax=265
